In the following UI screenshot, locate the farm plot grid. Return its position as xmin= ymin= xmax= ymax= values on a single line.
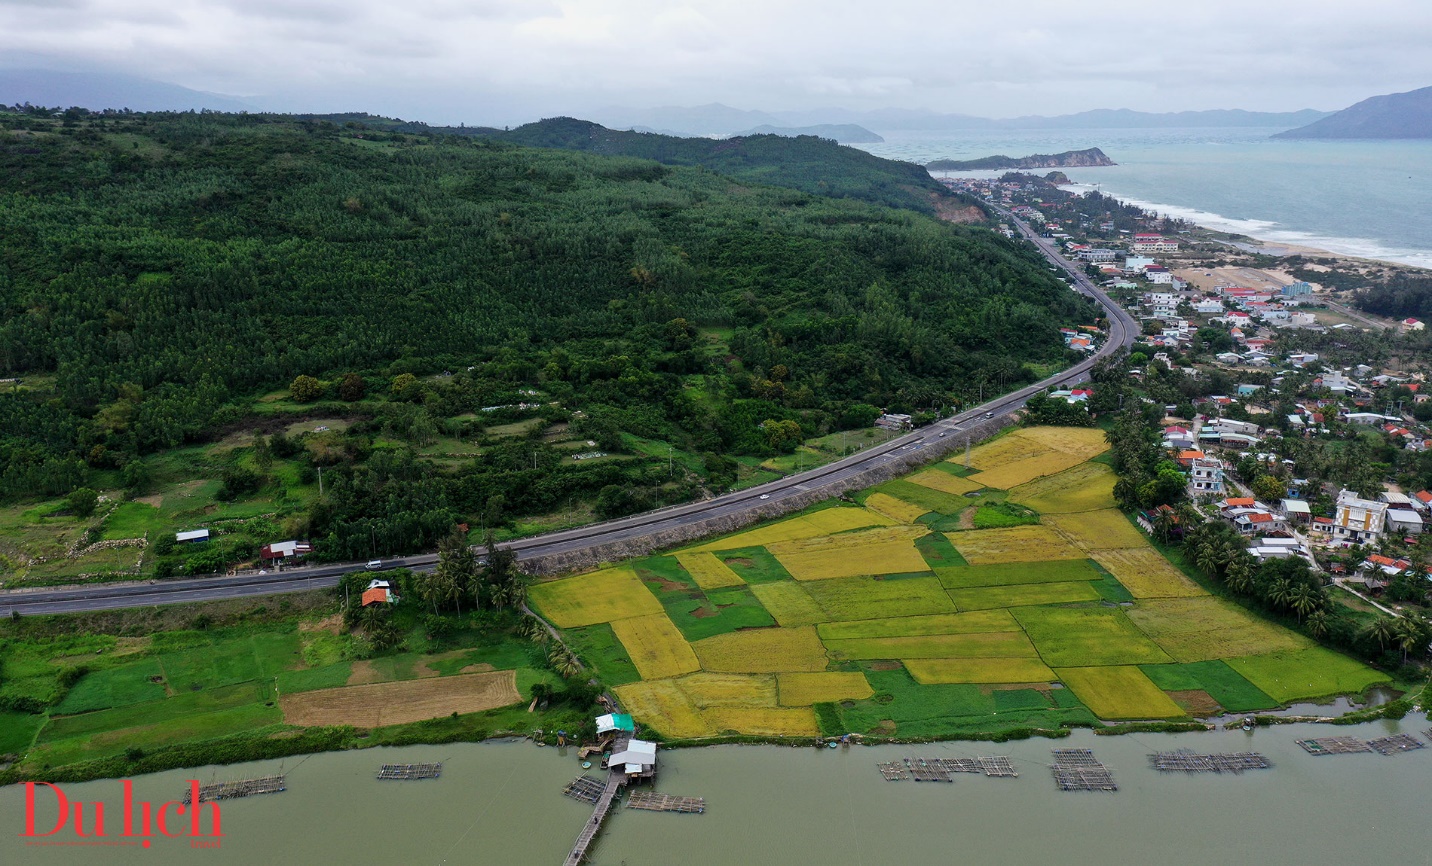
xmin=528 ymin=427 xmax=1386 ymax=740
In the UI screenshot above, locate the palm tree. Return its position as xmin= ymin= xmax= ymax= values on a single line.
xmin=1152 ymin=508 xmax=1176 ymax=544
xmin=1288 ymin=583 xmax=1323 ymax=623
xmin=1305 ymin=609 xmax=1331 ymax=640
xmin=1225 ymin=558 xmax=1254 ymax=595
xmin=1393 ymin=617 xmax=1428 ymax=664
xmin=1267 ymin=579 xmax=1295 ymax=612
xmin=1195 ymin=540 xmax=1224 ymax=577
xmin=1363 ymin=617 xmax=1399 ymax=652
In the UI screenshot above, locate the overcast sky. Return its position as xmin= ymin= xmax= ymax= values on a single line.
xmin=3 ymin=0 xmax=1430 ymax=125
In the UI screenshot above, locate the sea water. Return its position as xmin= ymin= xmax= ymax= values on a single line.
xmin=3 ymin=716 xmax=1428 ymax=865
xmin=853 ymin=128 xmax=1432 ymax=269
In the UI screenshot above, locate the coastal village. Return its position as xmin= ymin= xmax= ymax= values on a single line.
xmin=938 ymin=172 xmax=1432 ymax=615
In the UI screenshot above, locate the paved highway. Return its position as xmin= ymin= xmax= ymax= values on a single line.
xmin=2 ymin=213 xmax=1135 ymax=616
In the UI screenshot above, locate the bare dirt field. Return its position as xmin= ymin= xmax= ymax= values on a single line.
xmin=280 ymin=671 xmax=521 ymax=727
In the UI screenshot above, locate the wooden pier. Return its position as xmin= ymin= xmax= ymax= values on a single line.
xmin=1368 ymin=734 xmax=1425 ymax=756
xmin=627 ymin=792 xmax=705 ymax=813
xmin=1297 ymin=736 xmax=1373 ymax=756
xmin=563 ymin=775 xmax=622 ymax=866
xmin=181 ymin=775 xmax=286 ymax=804
xmin=1051 ymin=749 xmax=1116 ymax=792
xmin=562 ymin=775 xmax=607 ymax=804
xmin=377 ymin=762 xmax=441 ymax=780
xmin=1149 ymin=750 xmax=1271 ymax=774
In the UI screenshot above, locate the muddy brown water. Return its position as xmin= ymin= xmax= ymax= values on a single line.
xmin=3 ymin=715 xmax=1428 ymax=865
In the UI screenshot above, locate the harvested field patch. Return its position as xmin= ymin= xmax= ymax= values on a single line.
xmin=674 ymin=552 xmax=745 ymax=589
xmin=1055 ymin=666 xmax=1186 ymax=720
xmin=824 ymin=631 xmax=1038 ymax=661
xmin=1044 ymin=509 xmax=1146 ymax=551
xmin=948 ymin=525 xmax=1085 ymax=564
xmin=777 ymin=671 xmax=874 ymax=705
xmin=1226 ymin=648 xmax=1388 ymax=704
xmin=528 ymin=566 xmax=663 ymax=628
xmin=935 ymin=559 xmax=1103 ymax=588
xmin=904 ymin=657 xmax=1056 ymax=684
xmin=705 ymin=706 xmax=818 ymax=737
xmin=683 ymin=508 xmax=893 ymax=554
xmin=1126 ymin=597 xmax=1311 ymax=663
xmin=1020 ymin=426 xmax=1111 ymax=458
xmin=1167 ymin=689 xmax=1222 ymax=717
xmin=613 ymin=679 xmax=711 ymax=738
xmin=908 ymin=469 xmax=984 ymax=496
xmin=817 ymin=610 xmax=1017 ymax=641
xmin=947 ymin=582 xmax=1102 ymax=611
xmin=1012 ymin=606 xmax=1173 ymax=667
xmin=674 ymin=672 xmax=777 ymax=708
xmin=864 ymin=493 xmax=929 ymax=524
xmin=1142 ymin=660 xmax=1279 ymax=713
xmin=1091 ymin=548 xmax=1206 ymax=599
xmin=692 ymin=627 xmax=828 ymax=673
xmin=801 ymin=576 xmax=954 ymax=622
xmin=971 ymin=451 xmax=1087 ymax=490
xmin=1007 ymin=462 xmax=1117 ymax=513
xmin=749 ymin=581 xmax=826 ymax=628
xmin=610 ymin=613 xmax=701 ymax=680
xmin=279 ymin=671 xmax=520 ymax=727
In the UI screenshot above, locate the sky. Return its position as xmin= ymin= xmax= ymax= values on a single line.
xmin=3 ymin=0 xmax=1431 ymax=126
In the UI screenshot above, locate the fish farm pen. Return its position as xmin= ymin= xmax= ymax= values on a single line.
xmin=377 ymin=762 xmax=442 ymax=780
xmin=1149 ymin=750 xmax=1271 ymax=774
xmin=1367 ymin=734 xmax=1425 ymax=755
xmin=626 ymin=792 xmax=705 ymax=813
xmin=181 ymin=775 xmax=286 ymax=804
xmin=1050 ymin=749 xmax=1117 ymax=792
xmin=876 ymin=756 xmax=1018 ymax=781
xmin=1298 ymin=734 xmax=1428 ymax=757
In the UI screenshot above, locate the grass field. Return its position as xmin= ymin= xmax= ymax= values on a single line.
xmin=1091 ymin=548 xmax=1207 ymax=598
xmin=53 ymin=659 xmax=166 ymax=714
xmin=691 ymin=627 xmax=829 ymax=673
xmin=800 ymin=576 xmax=954 ymax=622
xmin=864 ymin=492 xmax=929 ymax=524
xmin=714 ymin=547 xmax=795 ymax=584
xmin=563 ymin=623 xmax=641 ymax=686
xmin=279 ymin=671 xmax=521 ymax=727
xmin=948 ymin=525 xmax=1087 ymax=564
xmin=816 ymin=610 xmax=1018 ymax=640
xmin=674 ymin=552 xmax=746 ymax=589
xmin=748 ymin=581 xmax=827 ymax=627
xmin=903 ymin=657 xmax=1056 ymax=684
xmin=1126 ymin=597 xmax=1312 ymax=662
xmin=776 ymin=672 xmax=873 ymax=705
xmin=875 ymin=479 xmax=973 ymax=515
xmin=529 ymin=566 xmax=664 ymax=628
xmin=1044 ymin=509 xmax=1147 ymax=551
xmin=913 ymin=531 xmax=966 ymax=568
xmin=1006 ymin=462 xmax=1117 ymax=513
xmin=768 ymin=526 xmax=930 ymax=580
xmin=610 ymin=614 xmax=701 ymax=680
xmin=1012 ymin=606 xmax=1174 ymax=667
xmin=935 ymin=559 xmax=1103 ymax=589
xmin=1225 ymin=648 xmax=1390 ymax=703
xmin=824 ymin=631 xmax=1038 ymax=661
xmin=907 ymin=469 xmax=984 ymax=496
xmin=946 ymin=582 xmax=1102 ymax=611
xmin=1140 ymin=660 xmax=1279 ymax=713
xmin=1056 ymin=666 xmax=1187 ymax=720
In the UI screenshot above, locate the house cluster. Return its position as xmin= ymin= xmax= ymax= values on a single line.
xmin=1058 ymin=326 xmax=1100 ymax=353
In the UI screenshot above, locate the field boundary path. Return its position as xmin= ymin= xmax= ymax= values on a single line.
xmin=1 ymin=209 xmax=1135 ymax=617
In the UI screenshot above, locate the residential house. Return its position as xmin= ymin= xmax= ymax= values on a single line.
xmin=1131 ymin=235 xmax=1180 ymax=253
xmin=1403 ymin=318 xmax=1425 ymax=332
xmin=361 ymin=579 xmax=398 ymax=606
xmin=1281 ymin=281 xmax=1314 ymax=297
xmin=1076 ymin=248 xmax=1118 ymax=262
xmin=1193 ymin=299 xmax=1224 ymax=314
xmin=175 ymin=529 xmax=210 ymax=544
xmin=1144 ymin=266 xmax=1174 ymax=285
xmin=1413 ymin=490 xmax=1432 ymax=512
xmin=1387 ymin=508 xmax=1425 ymax=536
xmin=1188 ymin=456 xmax=1226 ymax=496
xmin=1332 ymin=489 xmax=1388 ymax=546
xmin=1281 ymin=499 xmax=1311 ymax=524
xmin=1123 ymin=255 xmax=1156 ymax=273
xmin=260 ymin=540 xmax=312 ymax=564
xmin=875 ymin=413 xmax=912 ymax=431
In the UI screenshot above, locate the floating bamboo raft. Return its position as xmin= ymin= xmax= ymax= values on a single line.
xmin=1149 ymin=750 xmax=1270 ymax=774
xmin=563 ymin=774 xmax=607 ymax=804
xmin=1051 ymin=749 xmax=1116 ymax=792
xmin=626 ymin=792 xmax=705 ymax=813
xmin=377 ymin=762 xmax=442 ymax=780
xmin=906 ymin=757 xmax=953 ymax=782
xmin=1297 ymin=737 xmax=1374 ymax=756
xmin=877 ymin=755 xmax=1017 ymax=781
xmin=1367 ymin=734 xmax=1425 ymax=756
xmin=876 ymin=761 xmax=910 ymax=781
xmin=182 ymin=775 xmax=286 ymax=804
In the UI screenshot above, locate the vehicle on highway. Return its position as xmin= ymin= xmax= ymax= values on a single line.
xmin=366 ymin=559 xmax=383 ymax=570
xmin=759 ymin=494 xmax=770 ymax=500
xmin=985 ymin=411 xmax=995 ymax=418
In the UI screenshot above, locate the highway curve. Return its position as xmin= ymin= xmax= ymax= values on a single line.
xmin=1 ymin=211 xmax=1134 ymax=616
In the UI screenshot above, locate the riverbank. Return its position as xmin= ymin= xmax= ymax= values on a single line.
xmin=5 ymin=718 xmax=1430 ymax=865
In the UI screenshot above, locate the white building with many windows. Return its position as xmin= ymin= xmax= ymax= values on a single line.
xmin=1188 ymin=456 xmax=1226 ymax=497
xmin=1332 ymin=489 xmax=1388 ymax=546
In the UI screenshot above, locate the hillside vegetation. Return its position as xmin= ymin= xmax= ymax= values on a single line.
xmin=0 ymin=108 xmax=1094 ymax=574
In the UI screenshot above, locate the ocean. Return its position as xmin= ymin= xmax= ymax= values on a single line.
xmin=852 ymin=128 xmax=1432 ymax=270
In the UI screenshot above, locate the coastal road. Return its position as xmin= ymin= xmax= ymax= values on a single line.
xmin=1 ymin=216 xmax=1135 ymax=616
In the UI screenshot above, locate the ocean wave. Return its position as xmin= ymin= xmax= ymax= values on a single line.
xmin=1061 ymin=183 xmax=1432 ymax=270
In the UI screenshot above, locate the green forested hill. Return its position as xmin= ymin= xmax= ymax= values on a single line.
xmin=0 ymin=109 xmax=1093 ymax=569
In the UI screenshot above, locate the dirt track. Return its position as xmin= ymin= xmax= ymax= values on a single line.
xmin=280 ymin=670 xmax=521 ymax=727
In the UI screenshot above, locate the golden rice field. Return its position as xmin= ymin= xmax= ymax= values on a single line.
xmin=529 ymin=426 xmax=1386 ymax=740
xmin=863 ymin=492 xmax=930 ymax=524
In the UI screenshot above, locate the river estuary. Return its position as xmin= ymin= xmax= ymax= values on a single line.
xmin=3 ymin=713 xmax=1429 ymax=865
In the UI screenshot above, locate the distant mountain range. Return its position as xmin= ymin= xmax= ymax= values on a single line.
xmin=1273 ymin=85 xmax=1432 ymax=139
xmin=927 ymin=148 xmax=1115 ymax=171
xmin=0 ymin=69 xmax=253 ymax=112
xmin=593 ymin=103 xmax=1333 ymax=137
xmin=736 ymin=124 xmax=883 ymax=143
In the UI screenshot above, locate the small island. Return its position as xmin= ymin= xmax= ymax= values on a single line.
xmin=927 ymin=147 xmax=1114 ymax=171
